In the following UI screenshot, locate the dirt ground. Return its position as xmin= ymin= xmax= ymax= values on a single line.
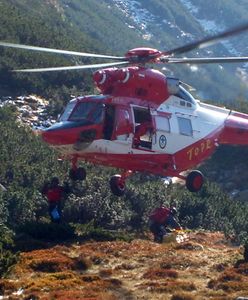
xmin=0 ymin=231 xmax=248 ymax=300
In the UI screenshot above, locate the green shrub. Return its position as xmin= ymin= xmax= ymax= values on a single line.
xmin=0 ymin=225 xmax=18 ymax=277
xmin=72 ymin=222 xmax=133 ymax=242
xmin=17 ymin=221 xmax=76 ymax=241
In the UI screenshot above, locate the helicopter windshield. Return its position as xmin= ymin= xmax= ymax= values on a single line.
xmin=59 ymin=100 xmax=76 ymax=122
xmin=176 ymin=86 xmax=196 ymax=105
xmin=68 ymin=102 xmax=104 ymax=125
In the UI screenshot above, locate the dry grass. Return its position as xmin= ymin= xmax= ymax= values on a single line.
xmin=208 ymin=262 xmax=248 ymax=293
xmin=159 ymin=255 xmax=206 ymax=270
xmin=143 ymin=268 xmax=179 ymax=280
xmin=0 ymin=280 xmax=18 ymax=295
xmin=0 ymin=231 xmax=246 ymax=299
xmin=138 ymin=280 xmax=196 ymax=293
xmin=214 ymin=281 xmax=248 ymax=292
xmin=41 ymin=289 xmax=118 ymax=300
xmin=174 ymin=242 xmax=204 ymax=251
xmin=80 ymin=274 xmax=100 ymax=282
xmin=114 ymin=262 xmax=137 ymax=270
xmin=171 ymin=292 xmax=198 ymax=300
xmin=24 ymin=271 xmax=83 ymax=292
xmin=99 ymin=268 xmax=114 ymax=277
xmin=235 ymin=261 xmax=248 ymax=275
xmin=14 ymin=246 xmax=92 ymax=276
xmin=212 ymin=262 xmax=229 ymax=272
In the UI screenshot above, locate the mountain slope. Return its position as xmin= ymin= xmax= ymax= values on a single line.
xmin=108 ymin=0 xmax=248 ymax=102
xmin=1 ymin=0 xmax=248 ymax=102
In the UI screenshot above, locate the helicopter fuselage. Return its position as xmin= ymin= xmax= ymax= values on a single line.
xmin=41 ymin=66 xmax=248 ymax=184
xmin=2 ymin=24 xmax=248 ymax=195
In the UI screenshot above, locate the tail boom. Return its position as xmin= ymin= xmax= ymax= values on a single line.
xmin=219 ymin=111 xmax=248 ymax=145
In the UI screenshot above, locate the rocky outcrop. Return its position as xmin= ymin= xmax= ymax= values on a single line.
xmin=0 ymin=95 xmax=56 ymax=129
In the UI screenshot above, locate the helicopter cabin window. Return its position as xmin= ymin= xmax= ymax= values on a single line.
xmin=156 ymin=116 xmax=170 ymax=132
xmin=133 ymin=107 xmax=153 ymax=149
xmin=175 ymin=86 xmax=196 ymax=107
xmin=69 ymin=102 xmax=104 ymax=125
xmin=178 ymin=117 xmax=193 ymax=136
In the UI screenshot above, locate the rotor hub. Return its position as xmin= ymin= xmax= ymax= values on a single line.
xmin=125 ymin=47 xmax=162 ymax=64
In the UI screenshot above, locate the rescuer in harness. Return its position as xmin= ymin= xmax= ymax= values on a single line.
xmin=149 ymin=205 xmax=182 ymax=243
xmin=41 ymin=177 xmax=70 ymax=223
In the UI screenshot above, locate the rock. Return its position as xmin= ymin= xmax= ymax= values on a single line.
xmin=21 ymin=110 xmax=31 ymax=118
xmin=0 ymin=94 xmax=53 ymax=129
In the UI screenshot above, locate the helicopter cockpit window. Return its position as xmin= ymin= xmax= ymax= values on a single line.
xmin=59 ymin=101 xmax=76 ymax=122
xmin=69 ymin=102 xmax=104 ymax=125
xmin=175 ymin=86 xmax=196 ymax=105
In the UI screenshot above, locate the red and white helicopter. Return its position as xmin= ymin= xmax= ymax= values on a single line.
xmin=1 ymin=23 xmax=248 ymax=196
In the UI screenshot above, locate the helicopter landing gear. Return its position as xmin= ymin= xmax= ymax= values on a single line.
xmin=186 ymin=170 xmax=204 ymax=192
xmin=69 ymin=157 xmax=86 ymax=181
xmin=109 ymin=170 xmax=132 ymax=196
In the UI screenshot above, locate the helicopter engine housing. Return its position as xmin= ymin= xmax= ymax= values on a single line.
xmin=93 ymin=66 xmax=180 ymax=105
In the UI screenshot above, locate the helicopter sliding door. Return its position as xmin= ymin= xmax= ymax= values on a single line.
xmin=154 ymin=113 xmax=171 ymax=152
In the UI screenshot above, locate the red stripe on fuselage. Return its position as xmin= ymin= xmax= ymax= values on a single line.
xmin=173 ymin=133 xmax=220 ymax=172
xmin=63 ymin=133 xmax=221 ymax=177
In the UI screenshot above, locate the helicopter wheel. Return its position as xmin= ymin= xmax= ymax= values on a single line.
xmin=69 ymin=167 xmax=86 ymax=181
xmin=110 ymin=175 xmax=126 ymax=197
xmin=186 ymin=170 xmax=204 ymax=192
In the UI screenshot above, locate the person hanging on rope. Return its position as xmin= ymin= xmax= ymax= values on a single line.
xmin=41 ymin=177 xmax=70 ymax=223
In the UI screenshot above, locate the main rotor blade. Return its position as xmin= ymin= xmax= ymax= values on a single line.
xmin=162 ymin=57 xmax=248 ymax=64
xmin=163 ymin=22 xmax=248 ymax=56
xmin=0 ymin=41 xmax=126 ymax=60
xmin=13 ymin=61 xmax=129 ymax=73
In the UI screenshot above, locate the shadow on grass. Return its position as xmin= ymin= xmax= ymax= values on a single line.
xmin=14 ymin=221 xmax=134 ymax=252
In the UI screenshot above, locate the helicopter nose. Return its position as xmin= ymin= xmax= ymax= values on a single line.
xmin=41 ymin=128 xmax=64 ymax=145
xmin=41 ymin=121 xmax=85 ymax=145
